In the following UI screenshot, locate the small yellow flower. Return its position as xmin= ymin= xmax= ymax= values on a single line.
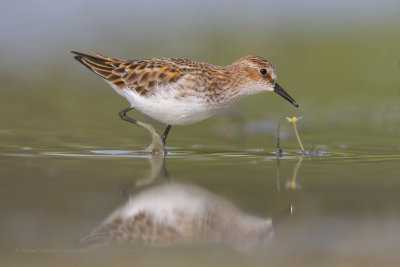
xmin=286 ymin=116 xmax=305 ymax=153
xmin=286 ymin=116 xmax=303 ymax=123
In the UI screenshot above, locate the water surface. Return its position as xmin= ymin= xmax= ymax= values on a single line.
xmin=1 ymin=135 xmax=400 ymax=266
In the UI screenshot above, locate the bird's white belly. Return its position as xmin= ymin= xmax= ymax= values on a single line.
xmin=121 ymin=89 xmax=224 ymax=125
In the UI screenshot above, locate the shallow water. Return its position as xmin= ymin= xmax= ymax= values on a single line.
xmin=1 ymin=136 xmax=400 ymax=266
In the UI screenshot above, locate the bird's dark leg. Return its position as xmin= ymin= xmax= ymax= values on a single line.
xmin=118 ymin=107 xmax=165 ymax=154
xmin=162 ymin=125 xmax=172 ymax=145
xmin=119 ymin=107 xmax=138 ymax=125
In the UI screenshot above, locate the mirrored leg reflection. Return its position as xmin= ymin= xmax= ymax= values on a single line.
xmin=119 ymin=154 xmax=168 ymax=195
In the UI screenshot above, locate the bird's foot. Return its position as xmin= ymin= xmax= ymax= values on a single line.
xmin=136 ymin=121 xmax=166 ymax=155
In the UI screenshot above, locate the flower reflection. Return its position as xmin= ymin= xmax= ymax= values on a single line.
xmin=285 ymin=156 xmax=304 ymax=190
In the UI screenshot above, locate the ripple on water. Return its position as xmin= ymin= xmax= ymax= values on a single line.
xmin=2 ymin=145 xmax=400 ymax=162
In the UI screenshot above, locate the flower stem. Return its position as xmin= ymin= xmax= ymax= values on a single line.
xmin=292 ymin=122 xmax=305 ymax=153
xmin=276 ymin=117 xmax=283 ymax=157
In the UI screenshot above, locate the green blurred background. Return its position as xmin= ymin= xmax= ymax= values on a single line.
xmin=0 ymin=0 xmax=398 ymax=151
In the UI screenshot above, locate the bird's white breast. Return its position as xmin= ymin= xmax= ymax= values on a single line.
xmin=109 ymin=82 xmax=228 ymax=125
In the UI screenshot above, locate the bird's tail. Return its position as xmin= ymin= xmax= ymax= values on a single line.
xmin=71 ymin=50 xmax=125 ymax=79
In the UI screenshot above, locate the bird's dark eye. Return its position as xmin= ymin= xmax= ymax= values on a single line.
xmin=260 ymin=68 xmax=267 ymax=75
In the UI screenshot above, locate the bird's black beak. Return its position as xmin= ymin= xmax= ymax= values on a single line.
xmin=274 ymin=83 xmax=299 ymax=107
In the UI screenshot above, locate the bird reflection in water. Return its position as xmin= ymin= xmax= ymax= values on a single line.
xmin=77 ymin=155 xmax=293 ymax=252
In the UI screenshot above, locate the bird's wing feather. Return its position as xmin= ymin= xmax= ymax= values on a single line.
xmin=71 ymin=51 xmax=184 ymax=96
